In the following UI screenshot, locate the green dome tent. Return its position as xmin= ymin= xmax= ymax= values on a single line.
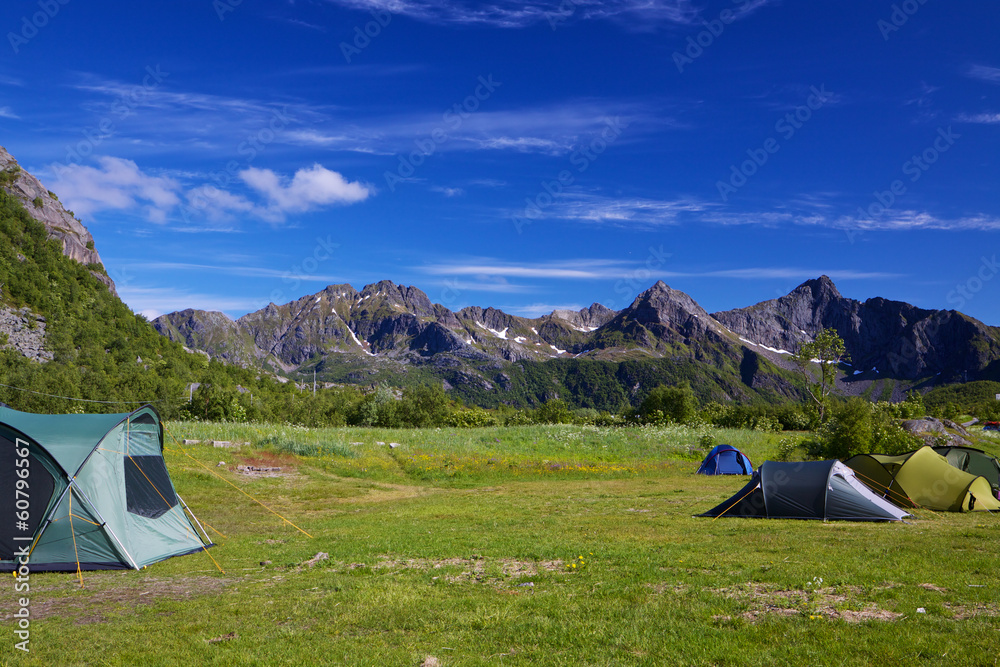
xmin=845 ymin=446 xmax=1000 ymax=513
xmin=1 ymin=405 xmax=213 ymax=572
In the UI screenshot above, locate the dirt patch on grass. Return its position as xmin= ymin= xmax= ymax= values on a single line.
xmin=0 ymin=575 xmax=230 ymax=625
xmin=233 ymin=452 xmax=300 ymax=477
xmin=715 ymin=583 xmax=903 ymax=623
xmin=944 ymin=603 xmax=1000 ymax=620
xmin=918 ymin=583 xmax=948 ymax=593
xmin=311 ymin=556 xmax=566 ymax=585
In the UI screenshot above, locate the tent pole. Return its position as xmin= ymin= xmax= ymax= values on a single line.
xmin=71 ymin=485 xmax=141 ymax=571
xmin=176 ymin=495 xmax=212 ymax=546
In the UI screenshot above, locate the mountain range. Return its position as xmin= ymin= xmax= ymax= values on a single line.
xmin=152 ymin=275 xmax=1000 ymax=408
xmin=2 ymin=143 xmax=999 ymax=411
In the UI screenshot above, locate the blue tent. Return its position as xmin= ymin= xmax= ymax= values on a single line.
xmin=696 ymin=445 xmax=753 ymax=475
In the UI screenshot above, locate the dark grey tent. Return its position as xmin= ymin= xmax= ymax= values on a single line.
xmin=697 ymin=460 xmax=910 ymax=522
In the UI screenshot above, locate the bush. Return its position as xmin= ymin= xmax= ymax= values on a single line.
xmin=639 ymin=384 xmax=698 ymax=425
xmin=445 ymin=407 xmax=498 ymax=427
xmin=775 ymin=436 xmax=806 ymax=462
xmin=534 ymin=398 xmax=574 ymax=424
xmin=808 ymin=398 xmax=920 ymax=460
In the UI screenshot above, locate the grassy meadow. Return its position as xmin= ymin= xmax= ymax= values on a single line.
xmin=2 ymin=422 xmax=999 ymax=666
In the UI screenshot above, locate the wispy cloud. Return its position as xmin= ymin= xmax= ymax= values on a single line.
xmin=325 ymin=0 xmax=702 ymax=28
xmin=420 ymin=258 xmax=633 ymax=280
xmin=516 ymin=192 xmax=708 ymax=227
xmin=965 ymin=64 xmax=1000 ymax=84
xmin=431 ymin=186 xmax=464 ymax=197
xmin=0 ymin=106 xmax=18 ymax=119
xmin=832 ymin=211 xmax=1000 ymax=232
xmin=291 ymin=100 xmax=658 ymax=157
xmin=138 ymin=261 xmax=344 ymax=283
xmin=956 ymin=112 xmax=1000 ymax=124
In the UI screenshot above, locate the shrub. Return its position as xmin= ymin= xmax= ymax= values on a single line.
xmin=639 ymin=384 xmax=698 ymax=425
xmin=809 ymin=398 xmax=920 ymax=460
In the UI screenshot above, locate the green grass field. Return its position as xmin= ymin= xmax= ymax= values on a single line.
xmin=2 ymin=423 xmax=999 ymax=666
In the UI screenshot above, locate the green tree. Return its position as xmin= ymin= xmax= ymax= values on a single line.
xmin=398 ymin=383 xmax=451 ymax=427
xmin=793 ymin=328 xmax=848 ymax=423
xmin=639 ymin=383 xmax=698 ymax=425
xmin=810 ymin=397 xmax=919 ymax=460
xmin=535 ymin=398 xmax=574 ymax=424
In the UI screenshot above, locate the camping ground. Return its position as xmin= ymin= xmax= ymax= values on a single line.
xmin=2 ymin=423 xmax=999 ymax=666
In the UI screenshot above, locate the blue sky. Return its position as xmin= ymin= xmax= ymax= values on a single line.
xmin=1 ymin=0 xmax=998 ymax=324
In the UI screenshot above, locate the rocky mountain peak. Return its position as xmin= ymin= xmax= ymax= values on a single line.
xmin=791 ymin=275 xmax=842 ymax=303
xmin=0 ymin=146 xmax=116 ymax=295
xmin=358 ymin=280 xmax=434 ymax=315
xmin=548 ymin=303 xmax=617 ymax=331
xmin=630 ymin=281 xmax=713 ymax=322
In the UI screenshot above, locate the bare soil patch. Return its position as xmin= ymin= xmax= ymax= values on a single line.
xmin=0 ymin=575 xmax=229 ymax=625
xmin=713 ymin=583 xmax=903 ymax=623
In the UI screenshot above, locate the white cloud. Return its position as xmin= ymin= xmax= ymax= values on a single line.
xmin=185 ymin=185 xmax=260 ymax=222
xmin=46 ymin=158 xmax=371 ymax=225
xmin=473 ymin=136 xmax=570 ymax=154
xmin=138 ymin=261 xmax=343 ymax=283
xmin=965 ymin=64 xmax=1000 ymax=84
xmin=284 ymin=100 xmax=657 ymax=157
xmin=0 ymin=106 xmax=18 ymax=119
xmin=240 ymin=164 xmax=371 ymax=220
xmin=516 ymin=192 xmax=708 ymax=227
xmin=431 ymin=186 xmax=464 ymax=197
xmin=956 ymin=112 xmax=1000 ymax=124
xmin=48 ymin=157 xmax=181 ymax=221
xmin=420 ymin=258 xmax=632 ymax=280
xmin=833 ymin=211 xmax=1000 ymax=232
xmin=326 ymin=0 xmax=701 ymax=28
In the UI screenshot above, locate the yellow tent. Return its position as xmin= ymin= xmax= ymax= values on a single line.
xmin=846 ymin=446 xmax=1000 ymax=512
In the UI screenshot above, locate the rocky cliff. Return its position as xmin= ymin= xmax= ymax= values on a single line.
xmin=0 ymin=145 xmax=116 ymax=294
